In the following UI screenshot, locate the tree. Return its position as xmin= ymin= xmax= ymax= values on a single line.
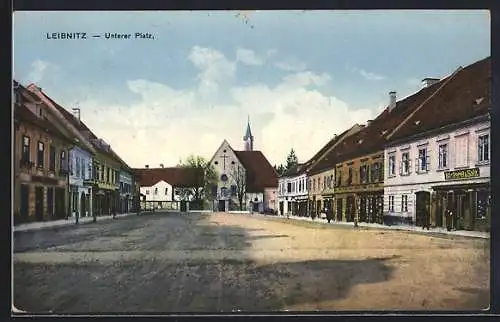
xmin=285 ymin=149 xmax=299 ymax=172
xmin=274 ymin=164 xmax=286 ymax=176
xmin=177 ymin=155 xmax=218 ymax=208
xmin=229 ymin=163 xmax=247 ymax=210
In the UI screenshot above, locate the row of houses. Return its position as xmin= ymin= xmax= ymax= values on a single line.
xmin=13 ymin=81 xmax=141 ymax=225
xmin=278 ymin=56 xmax=491 ymax=232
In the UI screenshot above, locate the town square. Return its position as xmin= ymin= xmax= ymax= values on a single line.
xmin=12 ymin=10 xmax=490 ymax=313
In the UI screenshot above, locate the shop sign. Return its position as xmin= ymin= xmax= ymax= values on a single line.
xmin=444 ymin=168 xmax=480 ymax=181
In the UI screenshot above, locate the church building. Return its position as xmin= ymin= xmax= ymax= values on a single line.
xmin=208 ymin=118 xmax=278 ymax=212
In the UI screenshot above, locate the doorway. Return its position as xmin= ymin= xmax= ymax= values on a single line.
xmin=279 ymin=201 xmax=284 ymax=215
xmin=80 ymin=192 xmax=86 ymax=218
xmin=35 ymin=186 xmax=44 ymax=221
xmin=359 ymin=196 xmax=367 ymax=223
xmin=336 ymin=198 xmax=343 ymax=221
xmin=218 ymin=200 xmax=226 ymax=212
xmin=346 ymin=196 xmax=355 ymax=222
xmin=455 ymin=193 xmax=470 ymax=230
xmin=415 ymin=191 xmax=430 ymax=227
xmin=20 ymin=184 xmax=30 ymax=222
xmin=47 ymin=187 xmax=54 ymax=219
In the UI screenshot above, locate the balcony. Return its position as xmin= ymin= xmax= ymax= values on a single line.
xmin=19 ymin=159 xmax=34 ymax=170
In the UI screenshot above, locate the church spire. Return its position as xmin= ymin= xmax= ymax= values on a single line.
xmin=243 ymin=115 xmax=254 ymax=151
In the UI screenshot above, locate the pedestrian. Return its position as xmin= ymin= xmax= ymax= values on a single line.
xmin=446 ymin=209 xmax=453 ymax=231
xmin=422 ymin=211 xmax=430 ymax=230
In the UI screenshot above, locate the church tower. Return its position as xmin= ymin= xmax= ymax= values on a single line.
xmin=243 ymin=116 xmax=254 ymax=151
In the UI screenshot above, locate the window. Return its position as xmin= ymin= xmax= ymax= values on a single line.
xmin=49 ymin=146 xmax=56 ymax=170
xmin=60 ymin=150 xmax=66 ymax=171
xmin=330 ymin=175 xmax=333 ymax=188
xmin=400 ymin=152 xmax=411 ymax=175
xmin=388 ymin=154 xmax=396 ymax=177
xmin=287 ymin=182 xmax=292 ymax=193
xmin=438 ymin=144 xmax=448 ymax=169
xmin=313 ymin=178 xmax=316 ymax=191
xmin=360 ymin=165 xmax=368 ymax=183
xmin=476 ymin=191 xmax=490 ymax=220
xmin=417 ymin=147 xmax=429 ymax=173
xmin=120 ymin=182 xmax=124 ymax=192
xmin=401 ymin=195 xmax=408 ymax=212
xmin=107 ymin=168 xmax=110 ymax=183
xmin=336 ymin=170 xmax=342 ymax=186
xmin=455 ymin=135 xmax=469 ymax=168
xmin=318 ymin=178 xmax=322 ymax=190
xmin=388 ymin=195 xmax=395 ymax=212
xmin=146 ymin=189 xmax=150 ymax=195
xmin=165 ymin=187 xmax=168 ymax=195
xmin=100 ymin=165 xmax=104 ymax=181
xmin=75 ymin=157 xmax=81 ymax=178
xmin=81 ymin=159 xmax=85 ymax=178
xmin=37 ymin=141 xmax=45 ymax=168
xmin=230 ymin=185 xmax=237 ymax=196
xmin=22 ymin=135 xmax=30 ymax=163
xmin=348 ymin=168 xmax=353 ymax=184
xmin=478 ymin=134 xmax=490 ymax=163
xmin=154 ymin=187 xmax=158 ymax=195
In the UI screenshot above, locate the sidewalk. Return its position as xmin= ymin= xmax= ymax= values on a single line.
xmin=13 ymin=212 xmax=138 ymax=233
xmin=258 ymin=213 xmax=490 ymax=239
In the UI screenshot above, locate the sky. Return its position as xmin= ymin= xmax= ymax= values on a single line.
xmin=13 ymin=10 xmax=490 ymax=168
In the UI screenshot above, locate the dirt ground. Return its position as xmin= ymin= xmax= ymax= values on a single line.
xmin=14 ymin=212 xmax=489 ymax=312
xmin=209 ymin=213 xmax=490 ymax=311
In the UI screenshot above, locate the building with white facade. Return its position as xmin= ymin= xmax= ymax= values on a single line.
xmin=384 ymin=57 xmax=490 ymax=231
xmin=134 ymin=166 xmax=204 ymax=211
xmin=69 ymin=145 xmax=94 ymax=218
xmin=277 ymin=165 xmax=308 ymax=216
xmin=208 ymin=119 xmax=278 ymax=212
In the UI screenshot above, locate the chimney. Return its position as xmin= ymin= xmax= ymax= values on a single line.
xmin=367 ymin=120 xmax=373 ymax=126
xmin=160 ymin=164 xmax=164 ymax=168
xmin=145 ymin=165 xmax=149 ymax=168
xmin=421 ymin=78 xmax=440 ymax=88
xmin=72 ymin=108 xmax=81 ymax=121
xmin=389 ymin=91 xmax=397 ymax=112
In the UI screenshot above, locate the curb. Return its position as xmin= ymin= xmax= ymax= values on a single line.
xmin=258 ymin=214 xmax=490 ymax=240
xmin=13 ymin=213 xmax=139 ymax=233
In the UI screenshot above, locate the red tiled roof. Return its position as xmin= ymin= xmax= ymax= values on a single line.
xmin=14 ymin=84 xmax=74 ymax=144
xmin=332 ymin=75 xmax=449 ymax=163
xmin=388 ymin=57 xmax=490 ymax=143
xmin=307 ymin=126 xmax=362 ymax=175
xmin=35 ymin=88 xmax=131 ymax=168
xmin=133 ymin=167 xmax=204 ymax=188
xmin=234 ymin=150 xmax=278 ymax=192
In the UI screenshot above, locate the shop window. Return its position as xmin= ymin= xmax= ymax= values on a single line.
xmin=476 ymin=191 xmax=489 ymax=220
xmin=401 ymin=195 xmax=408 ymax=212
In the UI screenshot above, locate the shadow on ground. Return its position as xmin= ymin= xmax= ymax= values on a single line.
xmin=12 ymin=212 xmax=486 ymax=313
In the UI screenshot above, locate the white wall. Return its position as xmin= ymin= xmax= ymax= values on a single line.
xmin=278 ymin=173 xmax=308 ymax=214
xmin=140 ymin=180 xmax=173 ymax=202
xmin=384 ymin=120 xmax=490 ymax=219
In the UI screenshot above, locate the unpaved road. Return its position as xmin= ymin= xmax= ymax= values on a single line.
xmin=13 ymin=212 xmax=490 ymax=313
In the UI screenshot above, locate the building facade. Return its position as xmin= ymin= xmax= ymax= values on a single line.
xmin=278 ymin=167 xmax=308 ymax=216
xmin=384 ymin=57 xmax=490 ymax=231
xmin=13 ymin=82 xmax=72 ymax=224
xmin=68 ymin=146 xmax=94 ymax=218
xmin=119 ymin=170 xmax=133 ymax=213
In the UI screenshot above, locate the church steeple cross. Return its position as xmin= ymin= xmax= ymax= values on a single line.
xmin=220 ymin=151 xmax=229 ymax=170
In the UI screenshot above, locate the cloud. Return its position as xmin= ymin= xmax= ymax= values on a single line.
xmin=27 ymin=60 xmax=48 ymax=83
xmin=274 ymin=58 xmax=307 ymax=72
xmin=236 ymin=48 xmax=263 ymax=66
xmin=347 ymin=64 xmax=387 ymax=81
xmin=51 ymin=46 xmax=374 ymax=168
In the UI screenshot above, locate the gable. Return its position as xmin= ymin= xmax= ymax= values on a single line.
xmin=209 ymin=140 xmax=242 ymax=180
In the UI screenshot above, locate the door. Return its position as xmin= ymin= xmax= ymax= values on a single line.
xmin=346 ymin=196 xmax=355 ymax=222
xmin=415 ymin=191 xmax=430 ymax=227
xmin=35 ymin=186 xmax=44 ymax=221
xmin=20 ymin=184 xmax=30 ymax=223
xmin=47 ymin=187 xmax=54 ymax=219
xmin=359 ymin=196 xmax=367 ymax=223
xmin=218 ymin=200 xmax=226 ymax=212
xmin=279 ymin=201 xmax=284 ymax=215
xmin=455 ymin=193 xmax=470 ymax=230
xmin=80 ymin=192 xmax=86 ymax=218
xmin=55 ymin=188 xmax=66 ymax=219
xmin=336 ymin=198 xmax=343 ymax=221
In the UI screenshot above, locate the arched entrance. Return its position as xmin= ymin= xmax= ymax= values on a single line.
xmin=415 ymin=191 xmax=430 ymax=227
xmin=80 ymin=192 xmax=86 ymax=217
